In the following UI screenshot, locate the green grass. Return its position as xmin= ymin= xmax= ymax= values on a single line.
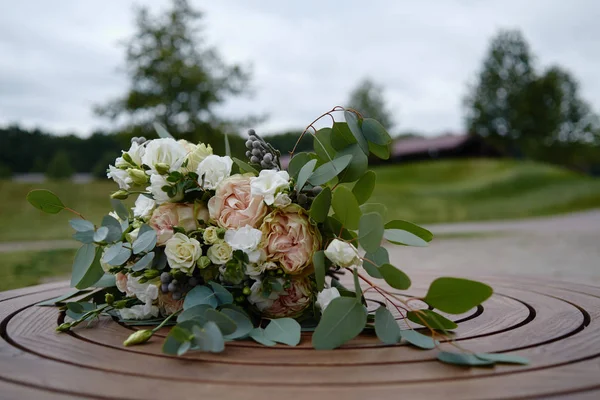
xmin=371 ymin=159 xmax=600 ymax=223
xmin=0 ymin=249 xmax=76 ymax=291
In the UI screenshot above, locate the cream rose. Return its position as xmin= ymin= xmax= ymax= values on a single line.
xmin=250 ymin=169 xmax=290 ymax=205
xmin=208 ymin=174 xmax=268 ymax=229
xmin=324 ymin=239 xmax=360 ymax=268
xmin=149 ymin=202 xmax=209 ymax=245
xmin=207 ymin=241 xmax=233 ymax=265
xmin=260 ymin=204 xmax=322 ymax=275
xmin=197 ymin=155 xmax=233 ymax=190
xmin=262 ymin=277 xmax=312 ymax=318
xmin=165 ymin=233 xmax=202 ymax=274
xmin=142 ymin=138 xmax=187 ymax=174
xmin=202 ymin=226 xmax=221 ymax=244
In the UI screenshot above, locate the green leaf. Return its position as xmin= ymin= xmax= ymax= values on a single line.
xmin=103 ymin=242 xmax=132 ymax=266
xmin=331 ymin=186 xmax=361 ymax=230
xmin=330 ymin=122 xmax=357 ymax=150
xmin=163 ymin=325 xmax=190 ymax=355
xmin=203 ymin=308 xmax=237 ymax=335
xmin=437 ymin=352 xmax=495 ymax=367
xmin=66 ymin=301 xmax=96 ymax=320
xmin=232 ymin=157 xmax=259 ymax=175
xmin=221 ymin=309 xmax=253 ymax=340
xmin=312 ymin=296 xmax=367 ymax=350
xmin=288 ymin=152 xmax=316 ymax=179
xmin=309 ymin=186 xmax=331 ymax=223
xmin=361 ymin=118 xmax=392 ymax=145
xmin=352 ymin=171 xmax=376 ymax=205
xmin=177 ymin=341 xmax=192 ymax=356
xmin=406 ymin=309 xmax=458 ymax=330
xmin=313 ymin=250 xmax=326 ymax=292
xmin=307 ymin=154 xmax=353 ymax=186
xmin=71 ymin=245 xmax=104 ymax=290
xmin=73 ymin=230 xmax=95 ymax=244
xmin=375 ymin=307 xmax=401 ymax=344
xmin=368 ymin=142 xmax=390 ymax=160
xmin=110 ymin=199 xmax=130 ymax=221
xmin=424 ymin=277 xmax=493 ymax=314
xmin=93 ymin=226 xmax=109 ymax=242
xmin=358 ymin=212 xmax=384 ymax=253
xmin=336 ymin=144 xmax=368 ymax=183
xmin=475 ymin=353 xmax=529 ymax=365
xmin=379 ymin=264 xmax=411 ymax=290
xmin=359 ymin=203 xmax=388 ymax=222
xmin=37 ymin=289 xmax=90 ymax=306
xmin=177 ymin=304 xmax=213 ymax=323
xmin=249 ymin=328 xmax=276 ymax=346
xmin=313 ymin=128 xmax=336 ymax=162
xmin=26 ymin=189 xmax=65 ymax=214
xmin=66 ymin=302 xmax=84 ymax=314
xmin=352 ymin=268 xmax=362 ymax=301
xmin=101 ymin=215 xmax=123 ymax=243
xmin=183 ymin=285 xmax=218 ymax=309
xmin=296 ymin=159 xmax=318 ymax=194
xmin=132 ymin=230 xmax=157 ymax=254
xmin=385 ymin=220 xmax=433 ymax=243
xmin=69 ymin=219 xmax=94 ymax=232
xmin=92 ymin=274 xmax=116 ymax=288
xmin=362 ymin=247 xmax=389 ymax=279
xmin=344 ymin=110 xmax=369 ymax=155
xmin=131 ymin=252 xmax=155 ymax=271
xmin=264 ymin=318 xmax=301 ymax=346
xmin=400 ymin=329 xmax=436 ymax=349
xmin=209 ymin=282 xmax=234 ymax=305
xmin=384 ymin=229 xmax=428 ymax=247
xmin=153 ymin=122 xmax=174 ymax=139
xmin=192 ymin=321 xmax=225 ymax=353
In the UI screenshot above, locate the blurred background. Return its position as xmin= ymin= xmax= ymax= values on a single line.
xmin=1 ymin=0 xmax=599 ymax=291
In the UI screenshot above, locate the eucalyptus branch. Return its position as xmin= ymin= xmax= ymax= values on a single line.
xmin=290 ymin=106 xmax=346 ymax=158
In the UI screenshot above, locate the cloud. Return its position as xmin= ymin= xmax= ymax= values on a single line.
xmin=1 ymin=0 xmax=599 ymax=137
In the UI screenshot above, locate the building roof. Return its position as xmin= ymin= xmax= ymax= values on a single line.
xmin=392 ymin=134 xmax=469 ymax=157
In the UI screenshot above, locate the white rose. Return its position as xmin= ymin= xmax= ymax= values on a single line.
xmin=147 ymin=174 xmax=182 ymax=204
xmin=273 ymin=192 xmax=292 ymax=208
xmin=324 ymin=239 xmax=360 ymax=267
xmin=250 ymin=169 xmax=290 ymax=205
xmin=165 ymin=233 xmax=202 ymax=274
xmin=125 ymin=275 xmax=159 ymax=305
xmin=225 ymin=225 xmax=262 ymax=253
xmin=133 ymin=195 xmax=155 ymax=219
xmin=179 ymin=140 xmax=213 ymax=171
xmin=197 ymin=155 xmax=233 ymax=190
xmin=107 ymin=165 xmax=132 ymax=190
xmin=119 ymin=304 xmax=159 ymax=320
xmin=245 ymin=263 xmax=265 ymax=277
xmin=203 ymin=226 xmax=220 ymax=245
xmin=207 ymin=241 xmax=233 ymax=265
xmin=248 ymin=279 xmax=283 ymax=311
xmin=141 ymin=138 xmax=187 ymax=174
xmin=316 ymin=287 xmax=340 ymax=311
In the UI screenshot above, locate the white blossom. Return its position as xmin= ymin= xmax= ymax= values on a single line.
xmin=197 ymin=155 xmax=233 ymax=190
xmin=225 ymin=225 xmax=262 ymax=254
xmin=316 ymin=287 xmax=340 ymax=311
xmin=324 ymin=239 xmax=360 ymax=267
xmin=147 ymin=174 xmax=182 ymax=204
xmin=141 ymin=138 xmax=187 ymax=174
xmin=250 ymin=169 xmax=290 ymax=205
xmin=132 ymin=195 xmax=155 ymax=219
xmin=165 ymin=233 xmax=202 ymax=274
xmin=107 ymin=165 xmax=132 ymax=190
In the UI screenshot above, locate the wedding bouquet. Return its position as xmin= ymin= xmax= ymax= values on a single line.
xmin=27 ymin=107 xmax=527 ymax=367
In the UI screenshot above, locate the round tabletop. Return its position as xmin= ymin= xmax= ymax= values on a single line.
xmin=1 ymin=273 xmax=599 ymax=400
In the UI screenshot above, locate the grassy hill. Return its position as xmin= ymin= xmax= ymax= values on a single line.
xmin=1 ymin=159 xmax=599 ymax=242
xmin=371 ymin=159 xmax=600 ymax=223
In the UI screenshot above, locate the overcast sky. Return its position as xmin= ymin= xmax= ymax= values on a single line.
xmin=1 ymin=1 xmax=599 ymax=137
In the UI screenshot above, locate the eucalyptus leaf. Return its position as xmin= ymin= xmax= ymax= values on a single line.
xmin=26 ymin=189 xmax=65 ymax=214
xmin=288 ymin=152 xmax=317 ymax=179
xmin=71 ymin=244 xmax=105 ymax=289
xmin=307 ymin=154 xmax=353 ymax=186
xmin=103 ymin=242 xmax=132 ymax=266
xmin=368 ymin=141 xmax=390 ymax=160
xmin=177 ymin=341 xmax=192 ymax=356
xmin=221 ymin=308 xmax=253 ymax=340
xmin=331 ymin=122 xmax=357 ymax=150
xmin=92 ymin=274 xmax=116 ymax=288
xmin=131 ymin=252 xmax=155 ymax=271
xmin=132 ymin=230 xmax=157 ymax=255
xmin=385 ymin=220 xmax=433 ymax=243
xmin=362 ymin=247 xmax=389 ymax=279
xmin=313 ymin=250 xmax=326 ymax=292
xmin=66 ymin=302 xmax=96 ymax=320
xmin=331 ymin=186 xmax=361 ymax=230
xmin=203 ymin=308 xmax=237 ymax=335
xmin=209 ymin=282 xmax=234 ymax=305
xmin=352 ymin=171 xmax=376 ymax=205
xmin=358 ymin=212 xmax=384 ymax=253
xmin=352 ymin=268 xmax=362 ymax=302
xmin=110 ymin=199 xmax=130 ymax=221
xmin=153 ymin=122 xmax=175 ymax=139
xmin=359 ymin=203 xmax=388 ymax=222
xmin=296 ymin=159 xmax=318 ymax=194
xmin=336 ymin=144 xmax=368 ymax=183
xmin=361 ymin=118 xmax=392 ymax=145
xmin=400 ymin=329 xmax=436 ymax=349
xmin=232 ymin=157 xmax=259 ymax=175
xmin=379 ymin=264 xmax=411 ymax=290
xmin=384 ymin=228 xmax=428 ymax=247
xmin=192 ymin=322 xmax=225 ymax=353
xmin=69 ymin=219 xmax=94 ymax=233
xmin=344 ymin=110 xmax=369 ymax=154
xmin=183 ymin=285 xmax=218 ymax=309
xmin=437 ymin=351 xmax=495 ymax=367
xmin=475 ymin=353 xmax=529 ymax=365
xmin=406 ymin=309 xmax=458 ymax=330
xmin=309 ymin=186 xmax=331 ymax=223
xmin=66 ymin=302 xmax=84 ymax=314
xmin=312 ymin=296 xmax=367 ymax=350
xmin=93 ymin=226 xmax=109 ymax=242
xmin=313 ymin=127 xmax=336 ymax=162
xmin=249 ymin=328 xmax=276 ymax=346
xmin=177 ymin=304 xmax=213 ymax=323
xmin=73 ymin=230 xmax=95 ymax=244
xmin=101 ymin=215 xmax=122 ymax=242
xmin=264 ymin=318 xmax=301 ymax=346
xmin=37 ymin=289 xmax=90 ymax=306
xmin=424 ymin=277 xmax=493 ymax=314
xmin=375 ymin=307 xmax=401 ymax=344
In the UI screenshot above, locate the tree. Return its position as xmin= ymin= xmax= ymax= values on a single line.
xmin=346 ymin=79 xmax=394 ymax=129
xmin=46 ymin=151 xmax=74 ymax=180
xmin=96 ymin=0 xmax=253 ymax=139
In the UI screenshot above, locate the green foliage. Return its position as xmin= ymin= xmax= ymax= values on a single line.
xmin=312 ymin=296 xmax=367 ymax=350
xmin=264 ymin=318 xmax=301 ymax=346
xmin=308 ymin=154 xmax=352 ymax=186
xmin=406 ymin=309 xmax=458 ymax=330
xmin=249 ymin=328 xmax=276 ymax=346
xmin=378 ymin=264 xmax=411 ymax=290
xmin=183 ymin=285 xmax=219 ymax=309
xmin=424 ymin=278 xmax=493 ymax=314
xmin=437 ymin=352 xmax=495 ymax=367
xmin=27 ymin=189 xmax=65 ymax=214
xmin=296 ymin=159 xmax=317 ymax=193
xmin=313 ymin=251 xmax=326 ymax=292
xmin=71 ymin=244 xmax=104 ymax=289
xmin=46 ymin=150 xmax=75 ymax=180
xmin=400 ymin=330 xmax=436 ymax=350
xmin=352 ymin=171 xmax=376 ymax=205
xmin=309 ymin=187 xmax=331 ymax=223
xmin=331 ymin=186 xmax=360 ymax=230
xmin=374 ymin=307 xmax=400 ymax=344
xmin=358 ymin=212 xmax=384 ymax=253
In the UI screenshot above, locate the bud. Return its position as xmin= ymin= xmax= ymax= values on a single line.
xmin=123 ymin=329 xmax=153 ymax=346
xmin=242 ymin=286 xmax=251 ymax=296
xmin=144 ymin=269 xmax=160 ymax=279
xmin=111 ymin=190 xmax=129 ymax=200
xmin=113 ymin=299 xmax=128 ymax=309
xmin=155 ymin=163 xmax=170 ymax=175
xmin=56 ymin=322 xmax=72 ymax=332
xmin=198 ymin=256 xmax=211 ymax=269
xmin=104 ymin=293 xmax=115 ymax=305
xmin=122 ymin=152 xmax=134 ymax=165
xmin=128 ymin=168 xmax=149 ymax=185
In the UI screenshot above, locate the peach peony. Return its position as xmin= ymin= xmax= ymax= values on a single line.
xmin=260 ymin=204 xmax=321 ymax=275
xmin=262 ymin=277 xmax=313 ymax=318
xmin=208 ymin=174 xmax=267 ymax=229
xmin=149 ymin=202 xmax=209 ymax=245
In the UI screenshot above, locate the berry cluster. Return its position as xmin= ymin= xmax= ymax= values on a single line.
xmin=160 ymin=272 xmax=199 ymax=300
xmin=245 ymin=129 xmax=281 ymax=170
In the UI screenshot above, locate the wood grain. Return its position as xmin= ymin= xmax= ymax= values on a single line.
xmin=1 ymin=275 xmax=599 ymax=399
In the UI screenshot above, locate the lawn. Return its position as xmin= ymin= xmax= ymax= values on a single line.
xmin=0 ymin=249 xmax=76 ymax=291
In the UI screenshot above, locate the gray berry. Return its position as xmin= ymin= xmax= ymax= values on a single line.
xmin=297 ymin=193 xmax=308 ymax=205
xmin=160 ymin=272 xmax=171 ymax=283
xmin=250 ymin=156 xmax=260 ymax=164
xmin=245 ymin=140 xmax=253 ymax=149
xmin=188 ymin=277 xmax=198 ymax=287
xmin=249 ymin=135 xmax=257 ymax=141
xmin=263 ymin=154 xmax=273 ymax=163
xmin=251 ymin=148 xmax=262 ymax=157
xmin=245 ymin=150 xmax=252 ymax=158
xmin=311 ymin=186 xmax=323 ymax=195
xmin=260 ymin=160 xmax=270 ymax=168
xmin=161 ymin=283 xmax=169 ymax=293
xmin=252 ymin=141 xmax=261 ymax=149
xmin=167 ymin=282 xmax=177 ymax=292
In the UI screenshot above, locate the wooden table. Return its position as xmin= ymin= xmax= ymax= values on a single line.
xmin=1 ymin=273 xmax=599 ymax=399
